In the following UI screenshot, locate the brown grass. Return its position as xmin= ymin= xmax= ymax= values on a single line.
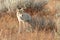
xmin=0 ymin=0 xmax=58 ymax=40
xmin=0 ymin=10 xmax=56 ymax=40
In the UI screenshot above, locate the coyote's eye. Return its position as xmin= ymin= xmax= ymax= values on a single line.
xmin=22 ymin=15 xmax=23 ymax=17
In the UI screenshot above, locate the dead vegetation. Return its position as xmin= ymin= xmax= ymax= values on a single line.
xmin=0 ymin=0 xmax=58 ymax=40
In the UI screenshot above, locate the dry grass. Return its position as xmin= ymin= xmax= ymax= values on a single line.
xmin=0 ymin=13 xmax=55 ymax=40
xmin=0 ymin=0 xmax=59 ymax=40
xmin=0 ymin=10 xmax=56 ymax=40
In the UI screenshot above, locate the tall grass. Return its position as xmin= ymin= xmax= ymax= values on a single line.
xmin=0 ymin=0 xmax=49 ymax=12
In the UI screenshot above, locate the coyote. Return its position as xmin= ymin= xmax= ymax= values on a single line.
xmin=16 ymin=8 xmax=32 ymax=33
